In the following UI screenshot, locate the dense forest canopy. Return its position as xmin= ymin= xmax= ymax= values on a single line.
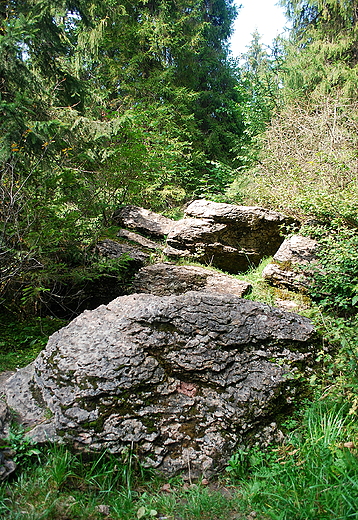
xmin=0 ymin=0 xmax=358 ymax=318
xmin=0 ymin=0 xmax=242 ymax=307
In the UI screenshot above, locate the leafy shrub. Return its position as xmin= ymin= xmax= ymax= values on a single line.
xmin=0 ymin=428 xmax=41 ymax=470
xmin=311 ymin=311 xmax=358 ymax=415
xmin=306 ymin=226 xmax=358 ymax=316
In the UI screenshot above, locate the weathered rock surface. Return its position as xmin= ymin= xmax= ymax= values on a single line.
xmin=96 ymin=239 xmax=150 ymax=265
xmin=117 ymin=229 xmax=163 ymax=251
xmin=0 ymin=449 xmax=16 ymax=481
xmin=164 ymin=200 xmax=297 ymax=273
xmin=0 ymin=399 xmax=8 ymax=433
xmin=114 ymin=206 xmax=175 ymax=238
xmin=132 ymin=263 xmax=252 ymax=297
xmin=273 ymin=235 xmax=318 ymax=265
xmin=3 ymin=292 xmax=317 ymax=477
xmin=262 ymin=235 xmax=318 ymax=291
xmin=184 ymin=199 xmax=288 ymax=224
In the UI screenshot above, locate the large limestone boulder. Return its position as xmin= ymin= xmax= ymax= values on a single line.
xmin=262 ymin=235 xmax=318 ymax=292
xmin=132 ymin=263 xmax=252 ymax=297
xmin=3 ymin=292 xmax=317 ymax=477
xmin=114 ymin=206 xmax=175 ymax=238
xmin=164 ymin=200 xmax=297 ymax=273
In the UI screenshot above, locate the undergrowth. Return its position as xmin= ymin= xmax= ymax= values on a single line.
xmin=0 ymin=313 xmax=66 ymax=371
xmin=0 ymin=253 xmax=357 ymax=520
xmin=227 ymin=401 xmax=358 ymax=520
xmin=0 ymin=443 xmax=239 ymax=520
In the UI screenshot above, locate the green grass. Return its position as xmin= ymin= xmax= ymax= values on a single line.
xmin=0 ymin=312 xmax=66 ymax=371
xmin=171 ymin=256 xmax=312 ymax=311
xmin=227 ymin=402 xmax=358 ymax=520
xmin=0 ymin=444 xmax=240 ymax=520
xmin=232 ymin=258 xmax=313 ymax=312
xmin=1 ymin=401 xmax=357 ymax=520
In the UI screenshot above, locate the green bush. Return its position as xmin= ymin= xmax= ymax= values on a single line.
xmin=306 ymin=226 xmax=358 ymax=316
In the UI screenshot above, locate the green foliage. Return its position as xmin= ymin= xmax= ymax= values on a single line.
xmin=0 ymin=444 xmax=238 ymax=519
xmin=230 ymin=1 xmax=358 ymax=223
xmin=233 ymin=97 xmax=358 ymax=223
xmin=2 ymin=3 xmax=358 ymax=520
xmin=1 ymin=0 xmax=243 ymax=310
xmin=0 ymin=313 xmax=66 ymax=370
xmin=233 ymin=31 xmax=280 ymax=169
xmin=5 ymin=429 xmax=42 ymax=468
xmin=195 ymin=160 xmax=237 ymax=199
xmin=306 ymin=226 xmax=358 ymax=315
xmin=228 ymin=402 xmax=358 ymax=519
xmin=280 ymin=0 xmax=358 ymax=99
xmin=225 ymin=448 xmax=250 ymax=479
xmin=47 ymin=445 xmax=81 ymax=489
xmin=310 ymin=311 xmax=358 ymax=414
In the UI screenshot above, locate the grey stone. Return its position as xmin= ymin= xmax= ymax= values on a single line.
xmin=273 ymin=235 xmax=318 ymax=265
xmin=0 ymin=371 xmax=15 ymax=390
xmin=3 ymin=292 xmax=317 ymax=477
xmin=164 ymin=200 xmax=297 ymax=273
xmin=132 ymin=263 xmax=252 ymax=297
xmin=185 ymin=199 xmax=290 ymax=225
xmin=114 ymin=206 xmax=175 ymax=238
xmin=262 ymin=263 xmax=309 ymax=292
xmin=274 ymin=299 xmax=301 ymax=312
xmin=95 ymin=504 xmax=111 ymax=516
xmin=117 ymin=229 xmax=163 ymax=251
xmin=0 ymin=455 xmax=16 ymax=481
xmin=262 ymin=235 xmax=318 ymax=291
xmin=96 ymin=239 xmax=150 ymax=265
xmin=5 ymin=364 xmax=47 ymax=428
xmin=0 ymin=400 xmax=8 ymax=432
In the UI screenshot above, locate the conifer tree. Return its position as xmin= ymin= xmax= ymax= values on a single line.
xmin=73 ymin=0 xmax=241 ymax=191
xmin=1 ymin=0 xmax=242 ymax=308
xmin=279 ymin=0 xmax=358 ymax=98
xmin=232 ymin=31 xmax=280 ymax=169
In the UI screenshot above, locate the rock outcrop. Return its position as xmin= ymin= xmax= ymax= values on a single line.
xmin=132 ymin=263 xmax=252 ymax=297
xmin=164 ymin=200 xmax=298 ymax=273
xmin=96 ymin=239 xmax=150 ymax=266
xmin=114 ymin=205 xmax=175 ymax=238
xmin=0 ymin=377 xmax=16 ymax=480
xmin=262 ymin=235 xmax=318 ymax=292
xmin=117 ymin=229 xmax=163 ymax=251
xmin=3 ymin=292 xmax=317 ymax=477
